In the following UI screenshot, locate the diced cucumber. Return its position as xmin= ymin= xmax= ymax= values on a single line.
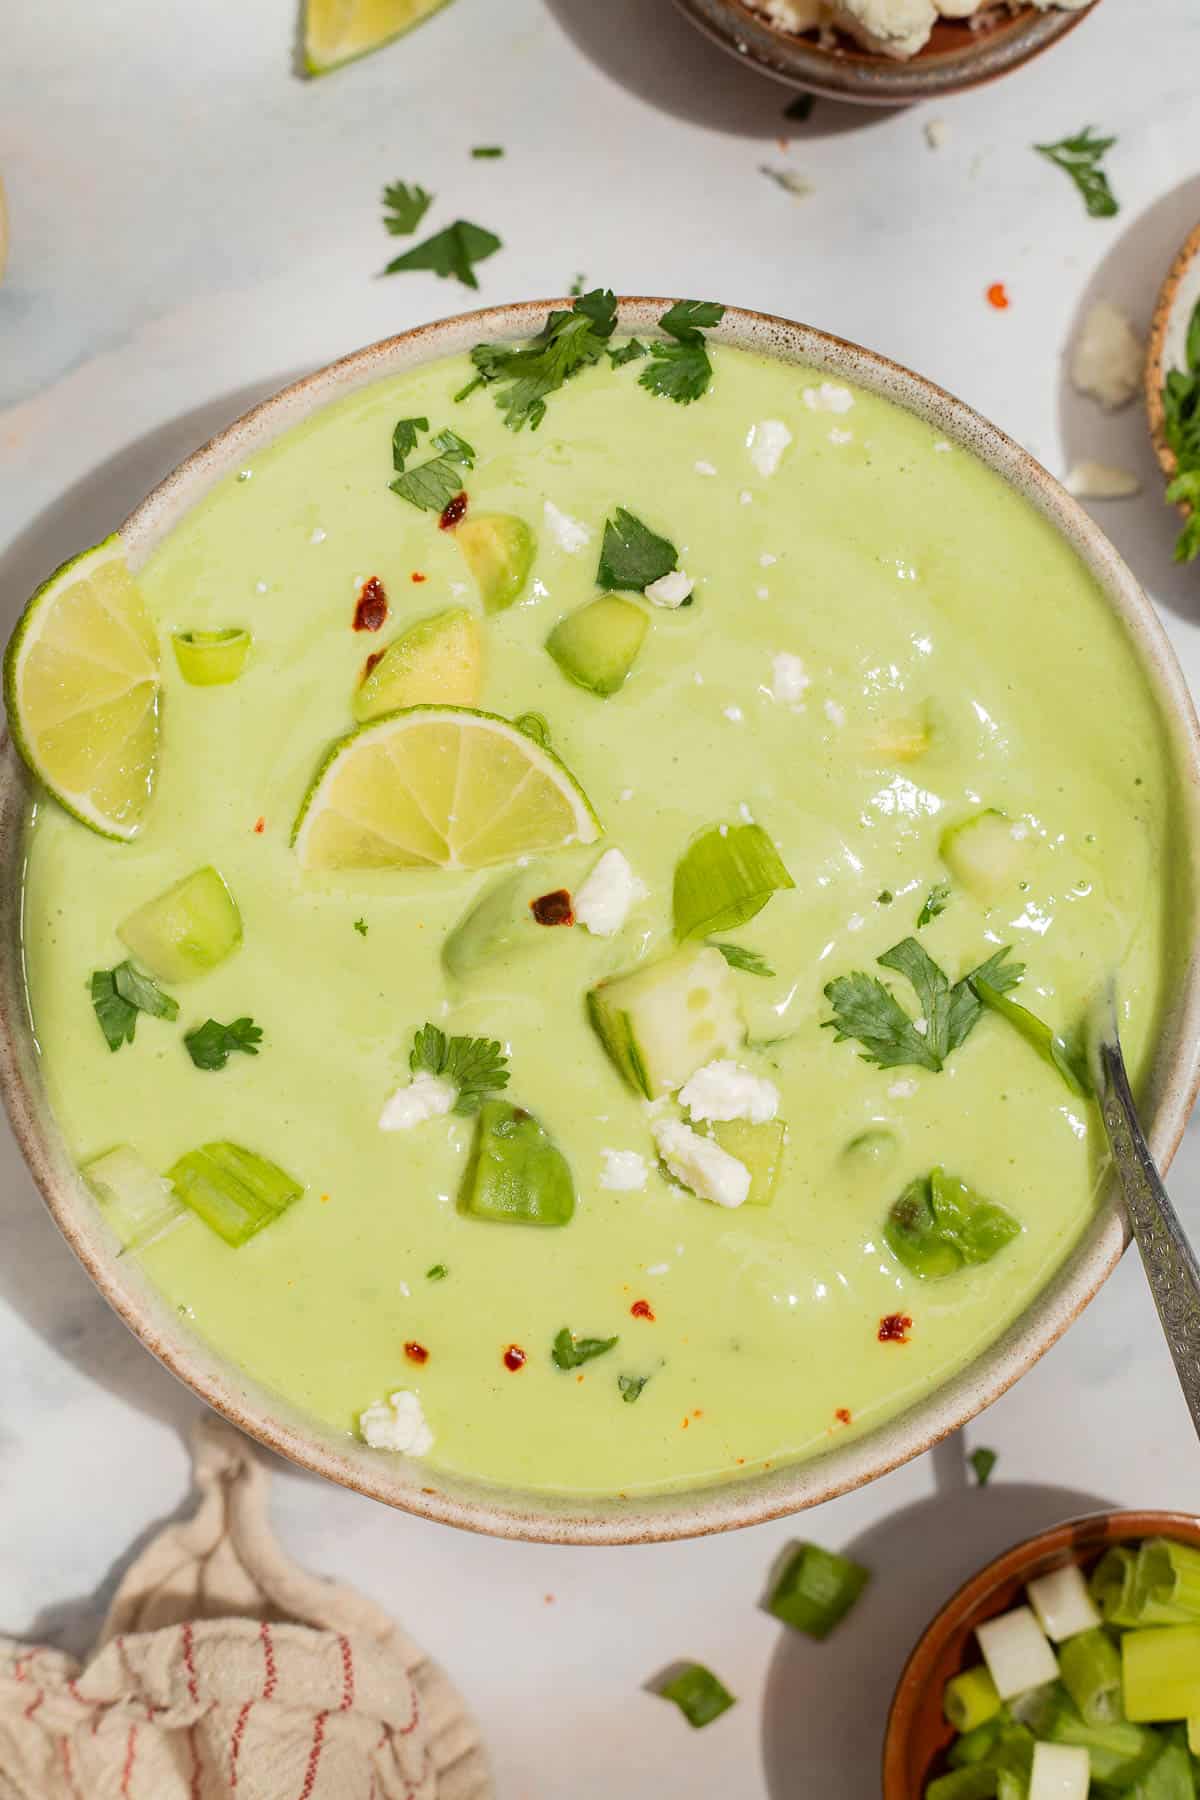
xmin=709 ymin=1119 xmax=786 ymax=1206
xmin=459 ymin=1099 xmax=576 ymax=1226
xmin=118 ymin=865 xmax=242 ymax=983
xmin=545 ymin=595 xmax=649 ymax=697
xmin=354 ymin=607 xmax=481 ymax=721
xmin=455 ymin=513 xmax=536 ymax=612
xmin=587 ymin=944 xmax=745 ymax=1099
xmin=940 ymin=810 xmax=1028 ymax=905
xmin=82 ymin=1144 xmax=186 ymax=1251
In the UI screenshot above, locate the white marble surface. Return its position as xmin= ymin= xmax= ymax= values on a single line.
xmin=3 ymin=2 xmax=1200 ymax=1794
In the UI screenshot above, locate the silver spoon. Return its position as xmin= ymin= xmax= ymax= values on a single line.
xmin=1090 ymin=994 xmax=1200 ymax=1433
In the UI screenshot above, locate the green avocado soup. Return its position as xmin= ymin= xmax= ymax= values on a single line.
xmin=20 ymin=338 xmax=1186 ymax=1497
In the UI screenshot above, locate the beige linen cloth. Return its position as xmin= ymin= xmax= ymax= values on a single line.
xmin=0 ymin=1417 xmax=492 ymax=1799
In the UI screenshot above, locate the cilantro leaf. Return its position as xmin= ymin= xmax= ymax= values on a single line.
xmin=383 ymin=220 xmax=502 ymax=290
xmin=946 ymin=946 xmax=1024 ymax=1053
xmin=712 ymin=942 xmax=775 ymax=978
xmin=916 ymin=882 xmax=951 ymax=929
xmin=597 ymin=508 xmax=678 ymax=591
xmin=823 ymin=939 xmax=1022 ymax=1072
xmin=658 ymin=300 xmax=726 ymax=337
xmin=969 ymin=1446 xmax=998 ymax=1487
xmin=471 ymin=146 xmax=504 ymax=159
xmin=382 ymin=181 xmax=433 ymax=237
xmin=391 ymin=416 xmax=429 ymax=473
xmin=409 ymin=1023 xmax=510 ymax=1115
xmin=389 ymin=426 xmax=475 ymax=513
xmin=353 ymin=917 xmax=368 ymax=937
xmin=552 ymin=1327 xmax=619 ymax=1370
xmin=184 ymin=1017 xmax=263 ymax=1071
xmin=1034 ymin=126 xmax=1118 ymax=219
xmin=824 ymin=970 xmax=942 ymax=1072
xmin=639 ymin=299 xmax=725 ymax=407
xmin=608 ymin=339 xmax=647 ymax=368
xmin=619 ymin=1373 xmax=649 ymax=1403
xmin=878 ymin=938 xmax=952 ymax=1061
xmin=460 ymin=289 xmax=616 ymax=431
xmin=426 ymin=1263 xmax=448 ymax=1281
xmin=90 ymin=962 xmax=178 ymax=1053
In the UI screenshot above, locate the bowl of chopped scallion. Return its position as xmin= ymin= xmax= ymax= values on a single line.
xmin=884 ymin=1510 xmax=1200 ymax=1798
xmin=1148 ymin=222 xmax=1200 ymax=568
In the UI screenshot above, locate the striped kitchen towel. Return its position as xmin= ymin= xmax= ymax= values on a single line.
xmin=0 ymin=1416 xmax=491 ymax=1799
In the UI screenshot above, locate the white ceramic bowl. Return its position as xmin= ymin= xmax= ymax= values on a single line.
xmin=4 ymin=299 xmax=1199 ymax=1543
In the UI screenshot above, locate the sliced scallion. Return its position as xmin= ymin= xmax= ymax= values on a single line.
xmin=656 ymin=1663 xmax=735 ymax=1729
xmin=944 ymin=1665 xmax=1003 ymax=1734
xmin=172 ymin=628 xmax=252 ymax=686
xmin=1131 ymin=1537 xmax=1200 ymax=1627
xmin=1121 ymin=1625 xmax=1200 ymax=1722
xmin=925 ymin=1767 xmax=1002 ymax=1799
xmin=1029 ymin=1742 xmax=1089 ymax=1799
xmin=82 ymin=1145 xmax=186 ymax=1252
xmin=1058 ymin=1627 xmax=1124 ymax=1726
xmin=1091 ymin=1546 xmax=1142 ymax=1628
xmin=167 ymin=1140 xmax=303 ymax=1247
xmin=765 ymin=1542 xmax=870 ymax=1639
xmin=673 ymin=822 xmax=794 ymax=941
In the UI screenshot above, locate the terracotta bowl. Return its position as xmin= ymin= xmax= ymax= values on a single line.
xmin=671 ymin=0 xmax=1099 ymax=106
xmin=883 ymin=1509 xmax=1200 ymax=1795
xmin=1147 ymin=220 xmax=1200 ymax=538
xmin=4 ymin=299 xmax=1200 ymax=1544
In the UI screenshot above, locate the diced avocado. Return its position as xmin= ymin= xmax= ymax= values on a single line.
xmin=710 ymin=1119 xmax=786 ymax=1206
xmin=940 ymin=808 xmax=1028 ymax=905
xmin=118 ymin=866 xmax=242 ymax=984
xmin=459 ymin=1099 xmax=576 ymax=1226
xmin=587 ymin=944 xmax=745 ymax=1099
xmin=354 ymin=607 xmax=481 ymax=721
xmin=455 ymin=513 xmax=536 ymax=613
xmin=442 ymin=852 xmax=590 ymax=978
xmin=545 ymin=595 xmax=649 ymax=697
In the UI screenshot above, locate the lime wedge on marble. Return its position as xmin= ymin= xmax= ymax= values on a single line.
xmin=304 ymin=0 xmax=454 ymax=74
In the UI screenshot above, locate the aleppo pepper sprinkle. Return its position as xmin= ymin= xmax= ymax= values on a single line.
xmin=631 ymin=1299 xmax=655 ymax=1321
xmin=411 ymin=571 xmax=427 ymax=583
xmin=878 ymin=1313 xmax=913 ymax=1344
xmin=986 ymin=282 xmax=1010 ymax=311
xmin=363 ymin=649 xmax=385 ymax=680
xmin=835 ymin=1407 xmax=852 ymax=1425
xmin=503 ymin=1345 xmax=526 ymax=1371
xmin=404 ymin=1341 xmax=429 ymax=1364
xmin=353 ymin=576 xmax=388 ymax=632
xmin=530 ymin=889 xmax=574 ymax=927
xmin=439 ymin=492 xmax=468 ymax=530
xmin=253 ymin=817 xmax=266 ymax=834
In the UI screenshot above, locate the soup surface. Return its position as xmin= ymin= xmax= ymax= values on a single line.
xmin=21 ymin=332 xmax=1185 ymax=1497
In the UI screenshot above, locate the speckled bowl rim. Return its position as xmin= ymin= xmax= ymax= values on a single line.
xmin=1147 ymin=219 xmax=1200 ymax=519
xmin=669 ymin=0 xmax=1097 ymax=105
xmin=882 ymin=1508 xmax=1200 ymax=1794
xmin=3 ymin=297 xmax=1199 ymax=1546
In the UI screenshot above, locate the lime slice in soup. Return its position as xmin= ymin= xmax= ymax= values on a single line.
xmin=4 ymin=535 xmax=160 ymax=840
xmin=291 ymin=705 xmax=601 ymax=871
xmin=303 ymin=0 xmax=453 ymax=74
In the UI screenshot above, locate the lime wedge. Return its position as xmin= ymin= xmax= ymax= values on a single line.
xmin=4 ymin=536 xmax=160 ymax=841
xmin=303 ymin=0 xmax=453 ymax=74
xmin=292 ymin=706 xmax=601 ymax=871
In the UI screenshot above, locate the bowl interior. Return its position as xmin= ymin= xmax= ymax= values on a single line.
xmin=883 ymin=1511 xmax=1200 ymax=1795
xmin=4 ymin=299 xmax=1200 ymax=1545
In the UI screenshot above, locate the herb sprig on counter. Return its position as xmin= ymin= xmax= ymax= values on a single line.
xmin=1162 ymin=298 xmax=1200 ymax=564
xmin=91 ymin=962 xmax=179 ymax=1052
xmin=823 ymin=937 xmax=1023 ymax=1073
xmin=384 ymin=219 xmax=502 ymax=289
xmin=1034 ymin=126 xmax=1119 ymax=219
xmin=410 ymin=1023 xmax=509 ymax=1115
xmin=382 ymin=180 xmax=432 ymax=237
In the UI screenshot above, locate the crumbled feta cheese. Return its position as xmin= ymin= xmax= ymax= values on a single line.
xmin=310 ymin=527 xmax=327 ymax=545
xmin=1065 ymin=461 xmax=1141 ymax=500
xmin=359 ymin=1390 xmax=434 ymax=1455
xmin=771 ymin=651 xmax=810 ymax=705
xmin=739 ymin=490 xmax=754 ymax=505
xmin=645 ymin=568 xmax=694 ymax=607
xmin=575 ymin=848 xmax=646 ymax=937
xmin=652 ymin=1118 xmax=751 ymax=1209
xmin=829 ymin=427 xmax=853 ymax=445
xmin=543 ymin=500 xmax=591 ymax=553
xmin=1070 ymin=302 xmax=1143 ymax=412
xmin=888 ymin=1078 xmax=919 ymax=1099
xmin=619 ymin=786 xmax=635 ymax=802
xmin=760 ymin=552 xmax=777 ymax=567
xmin=738 ymin=801 xmax=755 ymax=823
xmin=847 ymin=913 xmax=865 ymax=932
xmin=647 ymin=1261 xmax=671 ymax=1276
xmin=933 ymin=439 xmax=952 ymax=453
xmin=723 ymin=704 xmax=744 ymax=723
xmin=679 ymin=1059 xmax=780 ymax=1124
xmin=756 ymin=586 xmax=769 ymax=600
xmin=746 ymin=419 xmax=793 ymax=477
xmin=803 ymin=381 xmax=855 ymax=414
xmin=827 ymin=0 xmax=937 ymax=58
xmin=379 ymin=1071 xmax=458 ymax=1131
xmin=695 ymin=459 xmax=718 ymax=476
xmin=237 ymin=469 xmax=254 ymax=483
xmin=936 ymin=0 xmax=985 ymax=14
xmin=600 ymin=1149 xmax=649 ymax=1191
xmin=924 ymin=118 xmax=950 ymax=149
xmin=255 ymin=580 xmax=268 ymax=594
xmin=824 ymin=698 xmax=847 ymax=726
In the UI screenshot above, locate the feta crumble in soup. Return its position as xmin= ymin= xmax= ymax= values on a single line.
xmin=10 ymin=293 xmax=1186 ymax=1498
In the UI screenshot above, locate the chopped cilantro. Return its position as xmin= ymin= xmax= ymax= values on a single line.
xmin=389 ymin=425 xmax=476 ymax=512
xmin=639 ymin=299 xmax=725 ymax=406
xmin=184 ymin=1017 xmax=263 ymax=1071
xmin=391 ymin=416 xmax=429 ymax=472
xmin=353 ymin=918 xmax=368 ymax=937
xmin=426 ymin=1263 xmax=448 ymax=1281
xmin=823 ymin=938 xmax=1023 ymax=1073
xmin=471 ymin=145 xmax=504 ymax=159
xmin=712 ymin=942 xmax=775 ymax=978
xmin=382 ymin=181 xmax=432 ymax=236
xmin=877 ymin=890 xmax=894 ymax=905
xmin=619 ymin=1373 xmax=649 ymax=1403
xmin=552 ymin=1327 xmax=619 ymax=1370
xmin=969 ymin=1446 xmax=998 ymax=1487
xmin=916 ymin=882 xmax=951 ymax=929
xmin=90 ymin=962 xmax=178 ymax=1052
xmin=409 ymin=1023 xmax=509 ymax=1115
xmin=383 ymin=219 xmax=502 ymax=290
xmin=459 ymin=288 xmax=617 ymax=431
xmin=569 ymin=272 xmax=586 ymax=296
xmin=608 ymin=339 xmax=647 ymax=368
xmin=1163 ymin=298 xmax=1200 ymax=563
xmin=1034 ymin=126 xmax=1118 ymax=219
xmin=783 ymin=93 xmax=815 ymax=121
xmin=596 ymin=507 xmax=678 ymax=591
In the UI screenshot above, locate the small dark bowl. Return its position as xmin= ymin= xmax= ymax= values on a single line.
xmin=882 ymin=1509 xmax=1200 ymax=1796
xmin=672 ymin=0 xmax=1099 ymax=106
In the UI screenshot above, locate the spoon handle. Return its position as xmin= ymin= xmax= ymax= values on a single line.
xmin=1097 ymin=1041 xmax=1200 ymax=1436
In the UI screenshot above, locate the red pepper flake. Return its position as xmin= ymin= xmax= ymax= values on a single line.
xmin=835 ymin=1407 xmax=852 ymax=1425
xmin=253 ymin=817 xmax=266 ymax=835
xmin=439 ymin=492 xmax=468 ymax=531
xmin=878 ymin=1313 xmax=913 ymax=1344
xmin=544 ymin=1595 xmax=555 ymax=1606
xmin=986 ymin=282 xmax=1010 ymax=311
xmin=530 ymin=889 xmax=574 ymax=927
xmin=404 ymin=1341 xmax=429 ymax=1365
xmin=352 ymin=576 xmax=388 ymax=632
xmin=630 ymin=1299 xmax=655 ymax=1321
xmin=411 ymin=571 xmax=427 ymax=584
xmin=503 ymin=1344 xmax=526 ymax=1372
xmin=362 ymin=649 xmax=385 ymax=681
